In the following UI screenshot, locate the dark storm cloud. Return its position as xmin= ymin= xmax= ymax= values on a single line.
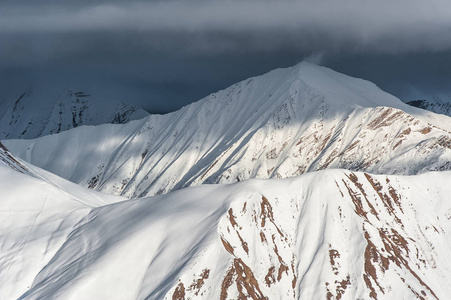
xmin=1 ymin=0 xmax=451 ymax=113
xmin=2 ymin=0 xmax=451 ymax=54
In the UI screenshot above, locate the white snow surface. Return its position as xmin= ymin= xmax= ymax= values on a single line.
xmin=2 ymin=62 xmax=451 ymax=300
xmin=6 ymin=62 xmax=451 ymax=198
xmin=1 ymin=153 xmax=451 ymax=299
xmin=0 ymin=88 xmax=149 ymax=140
xmin=0 ymin=146 xmax=124 ymax=300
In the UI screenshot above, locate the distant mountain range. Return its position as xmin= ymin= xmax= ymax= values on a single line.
xmin=0 ymin=88 xmax=148 ymax=140
xmin=406 ymin=95 xmax=451 ymax=117
xmin=1 ymin=63 xmax=451 ymax=300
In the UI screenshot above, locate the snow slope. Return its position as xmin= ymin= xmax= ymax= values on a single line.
xmin=3 ymin=163 xmax=451 ymax=300
xmin=0 ymin=144 xmax=124 ymax=300
xmin=0 ymin=88 xmax=149 ymax=139
xmin=6 ymin=62 xmax=451 ymax=198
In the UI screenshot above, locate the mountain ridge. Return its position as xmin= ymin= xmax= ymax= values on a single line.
xmin=1 ymin=62 xmax=451 ymax=299
xmin=6 ymin=62 xmax=451 ymax=198
xmin=2 ymin=162 xmax=450 ymax=300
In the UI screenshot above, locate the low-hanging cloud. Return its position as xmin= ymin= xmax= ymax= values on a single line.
xmin=1 ymin=0 xmax=451 ymax=55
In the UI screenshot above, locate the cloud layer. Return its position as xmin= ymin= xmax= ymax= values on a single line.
xmin=1 ymin=0 xmax=451 ymax=113
xmin=2 ymin=0 xmax=451 ymax=54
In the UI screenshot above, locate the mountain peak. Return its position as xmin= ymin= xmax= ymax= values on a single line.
xmin=7 ymin=62 xmax=451 ymax=198
xmin=2 ymin=63 xmax=451 ymax=299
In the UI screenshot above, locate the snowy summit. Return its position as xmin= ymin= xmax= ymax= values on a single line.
xmin=1 ymin=62 xmax=451 ymax=300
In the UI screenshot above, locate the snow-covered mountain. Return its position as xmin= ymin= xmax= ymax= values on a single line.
xmin=6 ymin=62 xmax=451 ymax=198
xmin=0 ymin=88 xmax=149 ymax=139
xmin=2 ymin=62 xmax=451 ymax=300
xmin=1 ymin=149 xmax=450 ymax=299
xmin=406 ymin=95 xmax=451 ymax=117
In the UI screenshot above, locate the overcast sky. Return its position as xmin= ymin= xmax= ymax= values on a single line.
xmin=1 ymin=0 xmax=451 ymax=113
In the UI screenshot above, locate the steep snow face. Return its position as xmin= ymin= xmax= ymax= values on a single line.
xmin=6 ymin=62 xmax=451 ymax=198
xmin=7 ymin=168 xmax=451 ymax=300
xmin=406 ymin=95 xmax=451 ymax=117
xmin=0 ymin=148 xmax=124 ymax=300
xmin=0 ymin=88 xmax=149 ymax=139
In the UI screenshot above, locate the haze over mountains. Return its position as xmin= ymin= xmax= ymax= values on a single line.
xmin=1 ymin=62 xmax=451 ymax=299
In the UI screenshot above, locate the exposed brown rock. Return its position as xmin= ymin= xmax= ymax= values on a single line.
xmin=388 ymin=186 xmax=403 ymax=213
xmin=361 ymin=225 xmax=438 ymax=300
xmin=319 ymin=127 xmax=334 ymax=151
xmin=236 ymin=230 xmax=249 ymax=254
xmin=221 ymin=266 xmax=235 ymax=300
xmin=326 ymin=275 xmax=350 ymax=300
xmin=277 ymin=264 xmax=289 ymax=281
xmin=221 ymin=237 xmax=234 ymax=255
xmin=260 ymin=196 xmax=273 ymax=227
xmin=392 ymin=140 xmax=403 ymax=150
xmin=364 ymin=173 xmax=403 ymax=224
xmin=291 ymin=262 xmax=297 ymax=290
xmin=233 ymin=258 xmax=268 ymax=300
xmin=342 ymin=179 xmax=367 ymax=219
xmin=329 ymin=249 xmax=340 ymax=267
xmin=272 ymin=234 xmax=285 ymax=265
xmin=228 ymin=208 xmax=238 ymax=228
xmin=201 ymin=159 xmax=220 ymax=180
xmin=363 ymin=274 xmax=378 ymax=300
xmin=399 ymin=127 xmax=412 ymax=137
xmin=419 ymin=127 xmax=432 ymax=134
xmin=363 ymin=231 xmax=384 ymax=294
xmin=368 ymin=108 xmax=404 ymax=130
xmin=339 ymin=140 xmax=360 ymax=156
xmin=336 ymin=276 xmax=351 ymax=300
xmin=335 ymin=180 xmax=344 ymax=197
xmin=188 ymin=269 xmax=210 ymax=296
xmin=347 ymin=173 xmax=379 ymax=220
xmin=267 ymin=167 xmax=275 ymax=176
xmin=266 ymin=148 xmax=278 ymax=159
xmin=319 ymin=148 xmax=339 ymax=170
xmin=326 ymin=290 xmax=334 ymax=300
xmin=260 ymin=231 xmax=267 ymax=243
xmin=242 ymin=202 xmax=247 ymax=214
xmin=172 ymin=282 xmax=185 ymax=300
xmin=221 ymin=259 xmax=268 ymax=300
xmin=264 ymin=266 xmax=276 ymax=287
xmin=260 ymin=196 xmax=285 ymax=237
xmin=435 ymin=136 xmax=451 ymax=149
